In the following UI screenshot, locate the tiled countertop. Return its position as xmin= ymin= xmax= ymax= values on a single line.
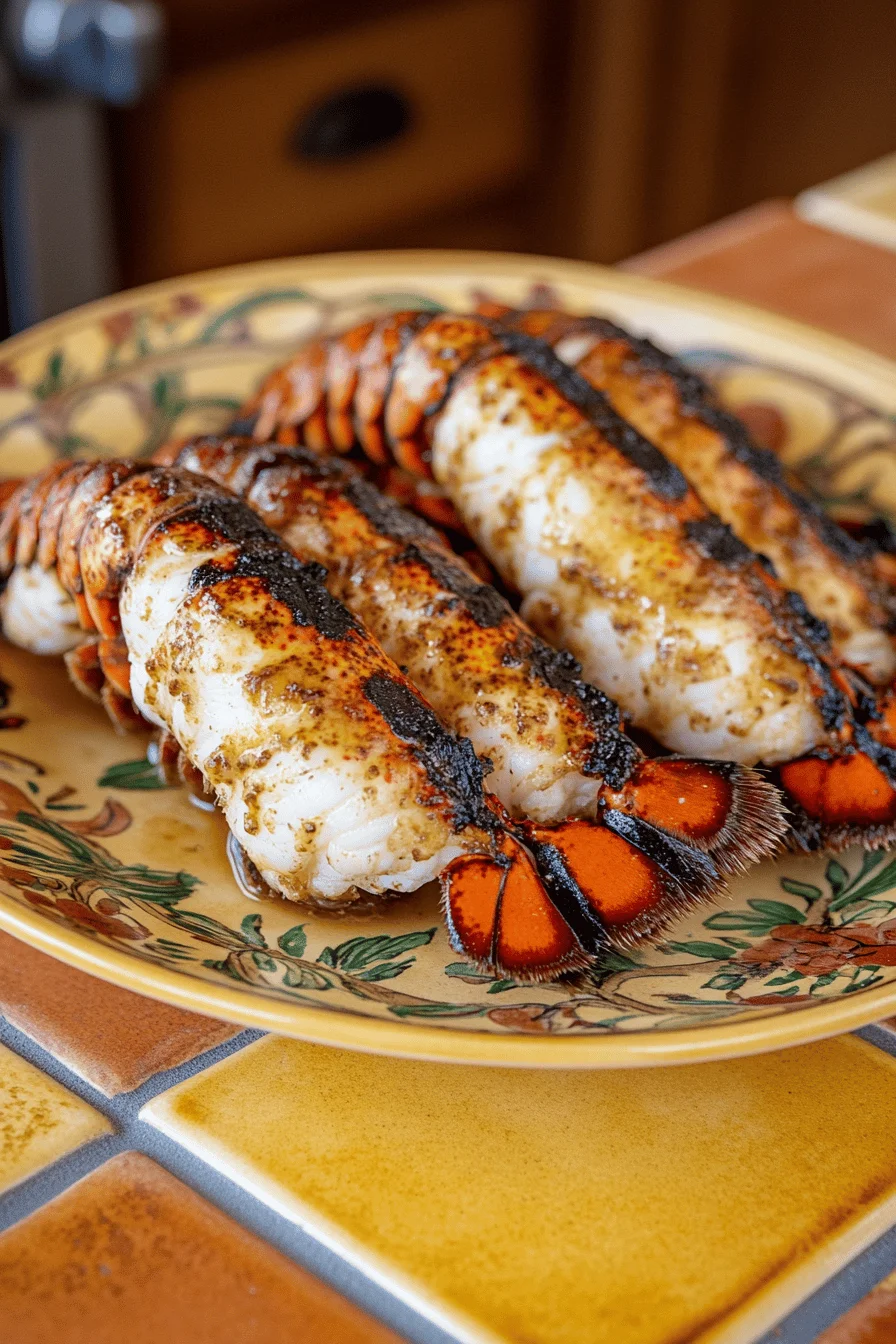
xmin=2 ymin=202 xmax=896 ymax=1344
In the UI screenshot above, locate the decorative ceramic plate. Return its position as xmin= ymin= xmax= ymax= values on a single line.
xmin=1 ymin=251 xmax=895 ymax=1068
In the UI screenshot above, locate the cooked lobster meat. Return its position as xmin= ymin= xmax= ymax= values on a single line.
xmin=0 ymin=460 xmax=501 ymax=907
xmin=160 ymin=433 xmax=785 ymax=879
xmin=509 ymin=309 xmax=896 ymax=689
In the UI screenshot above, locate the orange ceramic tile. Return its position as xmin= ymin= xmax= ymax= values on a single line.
xmin=145 ymin=1035 xmax=896 ymax=1344
xmin=0 ymin=1042 xmax=110 ymax=1194
xmin=0 ymin=1150 xmax=405 ymax=1344
xmin=817 ymin=1270 xmax=896 ymax=1343
xmin=623 ymin=199 xmax=896 ymax=361
xmin=0 ymin=929 xmax=240 ymax=1095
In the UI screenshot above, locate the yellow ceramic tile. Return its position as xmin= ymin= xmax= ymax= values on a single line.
xmin=0 ymin=1043 xmax=110 ymax=1194
xmin=797 ymin=151 xmax=896 ymax=253
xmin=143 ymin=1036 xmax=896 ymax=1344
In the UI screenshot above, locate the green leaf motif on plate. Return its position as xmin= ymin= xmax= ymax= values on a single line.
xmin=98 ymin=759 xmax=168 ymax=790
xmin=277 ymin=924 xmax=308 ymax=958
xmin=1 ymin=793 xmax=895 ymax=1031
xmin=33 ymin=349 xmax=77 ymax=400
xmin=240 ymin=913 xmax=266 ymax=947
xmin=196 ymin=288 xmax=316 ymax=343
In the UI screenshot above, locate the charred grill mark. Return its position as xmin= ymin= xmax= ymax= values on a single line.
xmin=177 ymin=497 xmax=359 ymax=640
xmin=575 ymin=316 xmax=869 ymax=565
xmin=161 ymin=491 xmax=280 ymax=550
xmin=854 ymin=516 xmax=896 ymax=555
xmin=504 ymin=635 xmax=639 ymax=787
xmin=804 ymin=669 xmax=848 ymax=735
xmin=492 ymin=329 xmax=691 ymax=501
xmin=373 ymin=314 xmax=850 ymax=751
xmin=853 ymin=721 xmax=896 ymax=786
xmin=184 ymin=436 xmax=445 ymax=549
xmin=740 ymin=570 xmax=847 ymax=734
xmin=490 ymin=322 xmax=850 ymax=741
xmin=782 ymin=590 xmax=832 ymax=649
xmin=362 ymin=671 xmax=493 ymax=831
xmin=684 ymin=517 xmax=759 ymax=570
xmin=343 ymin=476 xmax=443 ymax=546
xmin=184 ymin=440 xmax=643 ymax=793
xmin=399 ymin=542 xmax=511 ymax=628
xmin=190 ymin=547 xmax=358 ymax=640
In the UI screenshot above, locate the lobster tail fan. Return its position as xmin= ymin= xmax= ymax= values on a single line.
xmin=524 ymin=812 xmax=723 ymax=949
xmin=610 ymin=758 xmax=787 ymax=875
xmin=442 ymin=800 xmax=735 ymax=981
xmin=441 ymin=828 xmax=597 ymax=983
xmin=777 ymin=749 xmax=896 ymax=851
xmin=445 ymin=805 xmax=733 ymax=984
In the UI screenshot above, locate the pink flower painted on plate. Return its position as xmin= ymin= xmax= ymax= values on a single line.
xmin=102 ymin=310 xmax=136 ymax=345
xmin=737 ymin=921 xmax=896 ymax=975
xmin=170 ymin=293 xmax=204 ymax=316
xmin=487 ymin=1005 xmax=551 ymax=1032
xmin=52 ymin=897 xmax=150 ymax=941
xmin=730 ymin=401 xmax=789 ymax=454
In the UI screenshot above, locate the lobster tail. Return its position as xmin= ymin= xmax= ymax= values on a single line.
xmin=528 ymin=813 xmax=720 ymax=943
xmin=442 ymin=828 xmax=598 ymax=982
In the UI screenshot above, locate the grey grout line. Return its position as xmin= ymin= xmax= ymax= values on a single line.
xmin=2 ymin=1015 xmax=896 ymax=1344
xmin=0 ymin=1016 xmax=265 ymax=1233
xmin=753 ymin=1023 xmax=896 ymax=1343
xmin=856 ymin=1021 xmax=896 ymax=1057
xmin=0 ymin=1111 xmax=453 ymax=1344
xmin=0 ymin=1131 xmax=128 ymax=1231
xmin=133 ymin=1121 xmax=457 ymax=1344
xmin=755 ymin=1224 xmax=896 ymax=1344
xmin=0 ymin=1014 xmax=264 ymax=1118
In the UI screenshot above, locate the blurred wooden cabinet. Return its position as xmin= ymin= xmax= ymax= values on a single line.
xmin=113 ymin=0 xmax=896 ymax=283
xmin=119 ymin=0 xmax=537 ymax=280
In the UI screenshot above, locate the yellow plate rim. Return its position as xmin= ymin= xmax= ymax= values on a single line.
xmin=1 ymin=890 xmax=895 ymax=1067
